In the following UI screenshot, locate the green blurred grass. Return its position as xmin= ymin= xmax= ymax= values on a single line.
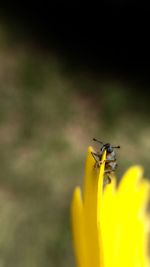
xmin=0 ymin=25 xmax=150 ymax=267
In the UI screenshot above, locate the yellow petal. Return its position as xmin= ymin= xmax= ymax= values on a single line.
xmin=82 ymin=146 xmax=104 ymax=267
xmin=102 ymin=177 xmax=117 ymax=267
xmin=109 ymin=166 xmax=150 ymax=267
xmin=70 ymin=186 xmax=87 ymax=267
xmin=117 ymin=165 xmax=144 ymax=196
xmin=70 ymin=145 xmax=150 ymax=267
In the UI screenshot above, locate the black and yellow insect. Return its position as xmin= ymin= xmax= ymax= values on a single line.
xmin=91 ymin=138 xmax=120 ymax=185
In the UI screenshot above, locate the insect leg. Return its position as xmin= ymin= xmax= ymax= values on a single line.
xmin=104 ymin=170 xmax=114 ymax=174
xmin=91 ymin=152 xmax=101 ymax=168
xmin=91 ymin=152 xmax=100 ymax=161
xmin=103 ymin=176 xmax=111 ymax=186
xmin=104 ymin=170 xmax=113 ymax=185
xmin=97 ymin=158 xmax=116 ymax=166
xmin=104 ymin=159 xmax=116 ymax=163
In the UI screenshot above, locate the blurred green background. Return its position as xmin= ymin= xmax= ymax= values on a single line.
xmin=0 ymin=11 xmax=150 ymax=267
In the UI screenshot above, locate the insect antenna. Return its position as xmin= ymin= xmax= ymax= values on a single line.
xmin=112 ymin=146 xmax=120 ymax=149
xmin=93 ymin=138 xmax=104 ymax=145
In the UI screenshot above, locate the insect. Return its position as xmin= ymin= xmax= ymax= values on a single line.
xmin=91 ymin=138 xmax=120 ymax=185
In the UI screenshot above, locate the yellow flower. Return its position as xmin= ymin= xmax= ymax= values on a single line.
xmin=71 ymin=146 xmax=150 ymax=267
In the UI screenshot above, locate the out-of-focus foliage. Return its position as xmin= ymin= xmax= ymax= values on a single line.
xmin=0 ymin=23 xmax=150 ymax=267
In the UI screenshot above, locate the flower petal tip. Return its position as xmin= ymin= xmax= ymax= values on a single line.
xmin=127 ymin=165 xmax=144 ymax=176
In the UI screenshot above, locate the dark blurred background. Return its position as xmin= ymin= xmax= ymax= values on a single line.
xmin=0 ymin=5 xmax=150 ymax=267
